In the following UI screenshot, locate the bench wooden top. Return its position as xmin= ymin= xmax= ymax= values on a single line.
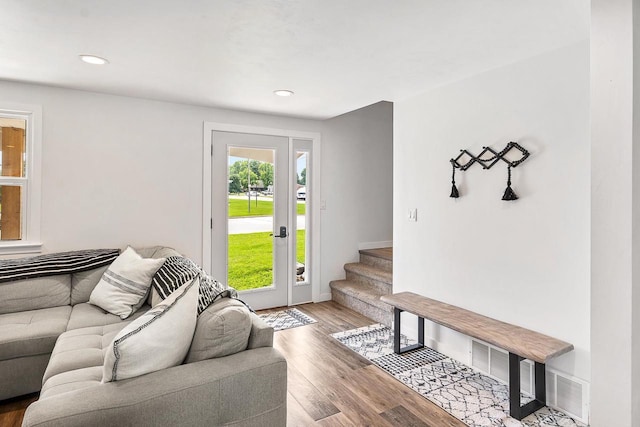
xmin=380 ymin=292 xmax=573 ymax=364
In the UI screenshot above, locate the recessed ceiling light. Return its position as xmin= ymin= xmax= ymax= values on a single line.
xmin=79 ymin=55 xmax=109 ymax=65
xmin=274 ymin=90 xmax=294 ymax=97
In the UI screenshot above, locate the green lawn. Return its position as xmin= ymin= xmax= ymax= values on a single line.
xmin=228 ymin=229 xmax=305 ymax=291
xmin=228 ymin=198 xmax=305 ymax=218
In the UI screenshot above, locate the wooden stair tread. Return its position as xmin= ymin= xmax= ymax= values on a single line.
xmin=381 ymin=292 xmax=573 ymax=364
xmin=330 ymin=280 xmax=393 ymax=312
xmin=359 ymin=247 xmax=393 ymax=261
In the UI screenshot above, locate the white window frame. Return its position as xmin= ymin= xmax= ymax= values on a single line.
xmin=0 ymin=103 xmax=42 ymax=254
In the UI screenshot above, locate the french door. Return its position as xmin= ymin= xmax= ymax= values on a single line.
xmin=209 ymin=126 xmax=318 ymax=310
xmin=211 ymin=131 xmax=288 ymax=309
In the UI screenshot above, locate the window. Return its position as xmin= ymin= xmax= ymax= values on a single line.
xmin=0 ymin=104 xmax=42 ymax=254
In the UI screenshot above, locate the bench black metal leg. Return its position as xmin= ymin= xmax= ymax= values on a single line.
xmin=393 ymin=307 xmax=424 ymax=354
xmin=535 ymin=361 xmax=546 ymax=404
xmin=509 ymin=353 xmax=546 ymax=420
xmin=393 ymin=307 xmax=401 ymax=353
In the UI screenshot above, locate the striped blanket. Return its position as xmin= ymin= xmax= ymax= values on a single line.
xmin=0 ymin=249 xmax=120 ymax=283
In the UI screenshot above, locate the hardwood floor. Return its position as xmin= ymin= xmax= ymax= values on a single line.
xmin=0 ymin=394 xmax=37 ymax=427
xmin=264 ymin=301 xmax=464 ymax=426
xmin=0 ymin=301 xmax=463 ymax=427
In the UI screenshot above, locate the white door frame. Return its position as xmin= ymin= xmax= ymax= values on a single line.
xmin=202 ymin=122 xmax=321 ymax=305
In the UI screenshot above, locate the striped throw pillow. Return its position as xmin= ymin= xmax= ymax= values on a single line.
xmin=151 ymin=256 xmax=237 ymax=314
xmin=89 ymin=246 xmax=165 ymax=319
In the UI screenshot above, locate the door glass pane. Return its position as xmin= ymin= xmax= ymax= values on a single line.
xmin=0 ymin=118 xmax=27 ymax=177
xmin=227 ymin=147 xmax=276 ymax=291
xmin=296 ymin=151 xmax=308 ymax=283
xmin=0 ymin=185 xmax=21 ymax=240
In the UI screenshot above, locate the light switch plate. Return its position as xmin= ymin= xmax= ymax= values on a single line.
xmin=408 ymin=208 xmax=417 ymax=221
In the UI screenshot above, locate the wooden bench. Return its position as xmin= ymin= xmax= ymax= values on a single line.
xmin=380 ymin=292 xmax=574 ymax=421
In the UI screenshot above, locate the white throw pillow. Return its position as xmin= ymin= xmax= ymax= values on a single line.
xmin=90 ymin=246 xmax=165 ymax=319
xmin=102 ymin=277 xmax=199 ymax=382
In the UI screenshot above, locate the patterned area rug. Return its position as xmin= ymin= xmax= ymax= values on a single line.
xmin=331 ymin=324 xmax=588 ymax=427
xmin=258 ymin=308 xmax=317 ymax=331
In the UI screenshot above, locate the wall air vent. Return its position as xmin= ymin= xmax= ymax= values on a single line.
xmin=470 ymin=339 xmax=589 ymax=423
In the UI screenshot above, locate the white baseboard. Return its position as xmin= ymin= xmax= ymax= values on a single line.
xmin=317 ymin=292 xmax=332 ymax=302
xmin=358 ymin=240 xmax=393 ymax=250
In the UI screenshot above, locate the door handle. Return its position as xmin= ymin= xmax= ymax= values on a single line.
xmin=270 ymin=226 xmax=288 ymax=238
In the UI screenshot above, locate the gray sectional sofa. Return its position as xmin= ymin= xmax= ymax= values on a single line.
xmin=0 ymin=246 xmax=287 ymax=427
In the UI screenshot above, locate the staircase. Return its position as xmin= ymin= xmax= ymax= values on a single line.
xmin=330 ymin=247 xmax=393 ymax=326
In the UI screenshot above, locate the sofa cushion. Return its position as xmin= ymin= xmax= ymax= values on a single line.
xmin=247 ymin=312 xmax=274 ymax=349
xmin=89 ymin=247 xmax=165 ymax=319
xmin=0 ymin=306 xmax=72 ymax=361
xmin=43 ymin=323 xmax=127 ymax=385
xmin=0 ymin=275 xmax=71 ymax=315
xmin=185 ymin=298 xmax=252 ymax=363
xmin=67 ymin=302 xmax=149 ymax=331
xmin=103 ymin=278 xmax=199 ymax=382
xmin=71 ymin=265 xmax=109 ymax=305
xmin=40 ymin=366 xmax=103 ymax=400
xmin=134 ymin=246 xmax=182 ymax=260
xmin=0 ymin=353 xmax=50 ymax=401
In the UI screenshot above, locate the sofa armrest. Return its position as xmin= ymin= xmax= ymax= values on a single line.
xmin=22 ymin=347 xmax=287 ymax=427
xmin=247 ymin=312 xmax=274 ymax=349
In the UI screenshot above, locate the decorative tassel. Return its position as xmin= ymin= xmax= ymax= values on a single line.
xmin=450 ymin=163 xmax=459 ymax=198
xmin=502 ymin=185 xmax=518 ymax=200
xmin=502 ymin=166 xmax=518 ymax=201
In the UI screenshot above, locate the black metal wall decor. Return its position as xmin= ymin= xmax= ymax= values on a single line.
xmin=449 ymin=141 xmax=530 ymax=201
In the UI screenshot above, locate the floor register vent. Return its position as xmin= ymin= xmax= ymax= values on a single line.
xmin=471 ymin=340 xmax=589 ymax=424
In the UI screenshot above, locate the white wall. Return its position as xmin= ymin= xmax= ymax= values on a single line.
xmin=590 ymin=0 xmax=639 ymax=425
xmin=0 ymin=82 xmax=393 ymax=301
xmin=0 ymin=81 xmax=320 ymax=261
xmin=634 ymin=0 xmax=640 ymax=420
xmin=393 ymin=41 xmax=590 ymax=385
xmin=321 ymin=102 xmax=394 ymax=298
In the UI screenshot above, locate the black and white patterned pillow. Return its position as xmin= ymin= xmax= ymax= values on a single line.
xmin=152 ymin=256 xmax=199 ymax=300
xmin=151 ymin=256 xmax=238 ymax=314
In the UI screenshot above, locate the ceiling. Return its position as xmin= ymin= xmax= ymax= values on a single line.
xmin=0 ymin=1 xmax=589 ymax=120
